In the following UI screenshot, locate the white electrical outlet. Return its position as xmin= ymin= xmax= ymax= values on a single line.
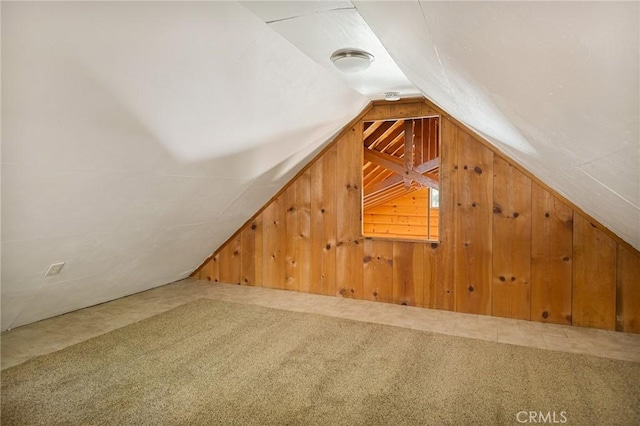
xmin=45 ymin=262 xmax=65 ymax=277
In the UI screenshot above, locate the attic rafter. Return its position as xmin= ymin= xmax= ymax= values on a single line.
xmin=364 ymin=121 xmax=396 ymax=148
xmin=415 ymin=157 xmax=440 ymax=174
xmin=363 ymin=149 xmax=439 ymax=191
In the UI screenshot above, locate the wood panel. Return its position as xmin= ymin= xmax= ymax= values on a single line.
xmin=423 ymin=242 xmax=438 ymax=308
xmin=336 ymin=124 xmax=364 ymax=298
xmin=219 ymin=233 xmax=241 ymax=284
xmin=363 ymin=239 xmax=393 ymax=302
xmin=432 ymin=118 xmax=456 ymax=311
xmin=296 ymin=169 xmax=312 ymax=293
xmin=393 ymin=242 xmax=424 ymax=306
xmin=284 ymin=185 xmax=298 ymax=291
xmin=240 ymin=215 xmax=262 ymax=286
xmin=454 ymin=130 xmax=493 ymax=315
xmin=491 ymin=157 xmax=531 ymax=320
xmin=310 ymin=147 xmax=337 ymax=296
xmin=530 ymin=184 xmax=573 ymax=324
xmin=616 ymin=245 xmax=640 ymax=333
xmin=573 ymin=214 xmax=617 ymax=330
xmin=200 ymin=97 xmax=640 ymax=334
xmin=262 ymin=198 xmax=286 ymax=289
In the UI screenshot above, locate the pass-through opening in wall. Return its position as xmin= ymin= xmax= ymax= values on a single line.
xmin=362 ymin=116 xmax=440 ymax=241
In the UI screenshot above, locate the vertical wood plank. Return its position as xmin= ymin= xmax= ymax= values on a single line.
xmin=336 ymin=124 xmax=364 ymax=298
xmin=616 ymin=245 xmax=640 ymax=333
xmin=423 ymin=242 xmax=438 ymax=308
xmin=530 ymin=185 xmax=573 ymax=324
xmin=198 ymin=258 xmax=212 ymax=281
xmin=240 ymin=227 xmax=254 ymax=286
xmin=310 ymin=147 xmax=338 ymax=296
xmin=241 ymin=215 xmax=263 ymax=286
xmin=262 ymin=199 xmax=286 ymax=289
xmin=454 ymin=131 xmax=493 ymax=315
xmin=454 ymin=130 xmax=493 ymax=315
xmin=296 ymin=169 xmax=312 ymax=293
xmin=210 ymin=253 xmax=220 ymax=283
xmin=393 ymin=242 xmax=424 ymax=306
xmin=573 ymin=214 xmax=617 ymax=329
xmin=491 ymin=157 xmax=532 ymax=320
xmin=363 ymin=239 xmax=394 ymax=302
xmin=284 ymin=185 xmax=298 ymax=291
xmin=433 ymin=118 xmax=456 ymax=311
xmin=219 ymin=234 xmax=241 ymax=284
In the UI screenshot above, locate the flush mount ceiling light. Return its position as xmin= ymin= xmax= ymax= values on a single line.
xmin=330 ymin=48 xmax=375 ymax=74
xmin=384 ymin=92 xmax=401 ymax=101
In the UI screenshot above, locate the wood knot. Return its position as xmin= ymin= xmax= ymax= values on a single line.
xmin=251 ymin=224 xmax=257 ymax=230
xmin=336 ymin=241 xmax=344 ymax=247
xmin=562 ymin=256 xmax=570 ymax=262
xmin=457 ymin=203 xmax=462 ymax=207
xmin=545 ymin=212 xmax=550 ymax=218
xmin=499 ymin=276 xmax=505 ymax=282
xmin=510 ymin=276 xmax=516 ymax=282
xmin=463 ymin=165 xmax=468 ymax=170
xmin=430 ymin=242 xmax=439 ymax=249
xmin=350 ymin=289 xmax=355 ymax=294
xmin=346 ymin=184 xmax=351 ymax=189
xmin=325 ymin=243 xmax=331 ymax=250
xmin=454 ymin=165 xmax=458 ymax=170
xmin=373 ymin=291 xmax=378 ymax=297
xmin=513 ymin=212 xmax=520 ymax=218
xmin=363 ymin=255 xmax=372 ymax=263
xmin=474 ymin=166 xmax=482 ymax=175
xmin=233 ymin=250 xmax=239 ymax=256
xmin=401 ymin=301 xmax=408 ymax=306
xmin=320 ymin=208 xmax=325 ymax=214
xmin=493 ymin=206 xmax=502 ymax=214
xmin=464 ymin=242 xmax=470 ymax=247
xmin=354 ymin=240 xmax=360 ymax=245
xmin=339 ymin=288 xmax=346 ymax=295
xmin=468 ymin=285 xmax=474 ymax=292
xmin=471 ymin=202 xmax=477 ymax=208
xmin=244 ymin=278 xmax=248 ymax=283
xmin=287 ymin=206 xmax=295 ymax=212
xmin=542 ymin=311 xmax=549 ymax=319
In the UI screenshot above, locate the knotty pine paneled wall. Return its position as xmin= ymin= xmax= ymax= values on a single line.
xmin=194 ymin=99 xmax=640 ymax=334
xmin=363 ymin=189 xmax=439 ymax=240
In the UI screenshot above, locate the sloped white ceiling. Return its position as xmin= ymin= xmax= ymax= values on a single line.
xmin=1 ymin=1 xmax=367 ymax=329
xmin=355 ymin=0 xmax=639 ymax=249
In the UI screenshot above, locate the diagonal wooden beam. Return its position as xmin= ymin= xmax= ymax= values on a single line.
xmin=415 ymin=157 xmax=440 ymax=174
xmin=364 ymin=149 xmax=439 ymax=190
xmin=365 ymin=174 xmax=404 ymax=197
xmin=364 ymin=121 xmax=395 ymax=148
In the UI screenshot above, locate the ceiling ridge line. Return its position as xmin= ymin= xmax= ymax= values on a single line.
xmin=265 ymin=6 xmax=356 ymax=25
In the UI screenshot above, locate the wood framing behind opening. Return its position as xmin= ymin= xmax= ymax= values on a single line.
xmin=194 ymin=97 xmax=640 ymax=334
xmin=362 ymin=115 xmax=440 ymax=241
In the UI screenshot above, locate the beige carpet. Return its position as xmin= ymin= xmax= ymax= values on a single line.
xmin=2 ymin=299 xmax=639 ymax=425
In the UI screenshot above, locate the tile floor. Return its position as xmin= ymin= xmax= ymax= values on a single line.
xmin=2 ymin=278 xmax=639 ymax=370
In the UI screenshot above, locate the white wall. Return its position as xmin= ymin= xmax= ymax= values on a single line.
xmin=1 ymin=1 xmax=367 ymax=329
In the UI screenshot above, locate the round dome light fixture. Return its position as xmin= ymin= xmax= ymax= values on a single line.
xmin=384 ymin=92 xmax=401 ymax=102
xmin=330 ymin=48 xmax=374 ymax=74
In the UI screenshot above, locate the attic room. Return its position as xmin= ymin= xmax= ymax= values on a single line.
xmin=1 ymin=1 xmax=639 ymax=424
